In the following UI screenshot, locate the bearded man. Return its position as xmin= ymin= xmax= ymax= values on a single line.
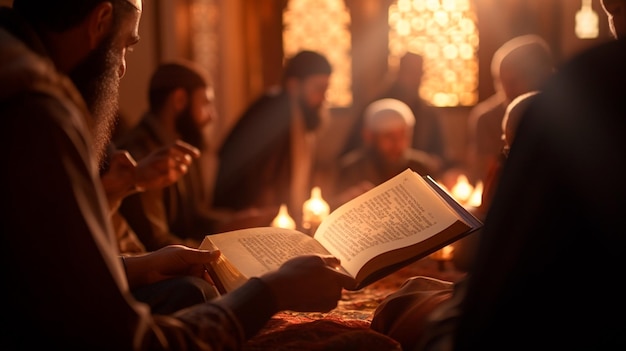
xmin=115 ymin=60 xmax=219 ymax=249
xmin=0 ymin=1 xmax=353 ymax=349
xmin=213 ymin=50 xmax=332 ymax=229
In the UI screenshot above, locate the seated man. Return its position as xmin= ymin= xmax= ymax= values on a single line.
xmin=213 ymin=50 xmax=333 ymax=228
xmin=372 ymin=37 xmax=626 ymax=351
xmin=451 ymin=90 xmax=540 ymax=273
xmin=115 ymin=60 xmax=223 ymax=249
xmin=1 ymin=1 xmax=354 ymax=349
xmin=332 ymin=98 xmax=443 ymax=208
xmin=341 ymin=52 xmax=450 ymax=171
xmin=465 ymin=34 xmax=554 ymax=187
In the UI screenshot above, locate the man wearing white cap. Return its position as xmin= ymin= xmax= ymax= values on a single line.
xmin=333 ymin=98 xmax=443 ymax=208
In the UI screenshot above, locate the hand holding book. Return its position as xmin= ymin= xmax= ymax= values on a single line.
xmin=259 ymin=254 xmax=356 ymax=312
xmin=201 ymin=169 xmax=482 ymax=294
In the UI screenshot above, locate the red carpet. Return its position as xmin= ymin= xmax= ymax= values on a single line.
xmin=244 ymin=258 xmax=465 ymax=351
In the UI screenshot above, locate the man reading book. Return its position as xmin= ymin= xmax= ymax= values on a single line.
xmin=371 ymin=6 xmax=626 ymax=349
xmin=1 ymin=1 xmax=360 ymax=349
xmin=200 ymin=169 xmax=481 ymax=294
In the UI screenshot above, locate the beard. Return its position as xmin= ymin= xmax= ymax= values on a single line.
xmin=69 ymin=34 xmax=122 ymax=169
xmin=175 ymin=105 xmax=206 ymax=150
xmin=372 ymin=146 xmax=406 ymax=171
xmin=299 ymin=96 xmax=324 ymax=131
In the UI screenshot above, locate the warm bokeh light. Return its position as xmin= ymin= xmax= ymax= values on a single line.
xmin=389 ymin=0 xmax=479 ymax=106
xmin=429 ymin=244 xmax=455 ymax=261
xmin=271 ymin=204 xmax=296 ymax=230
xmin=451 ymin=173 xmax=474 ymax=204
xmin=283 ymin=0 xmax=352 ymax=107
xmin=467 ymin=180 xmax=483 ymax=208
xmin=575 ymin=0 xmax=599 ymax=39
xmin=302 ymin=186 xmax=330 ymax=231
xmin=282 ymin=0 xmax=479 ymax=107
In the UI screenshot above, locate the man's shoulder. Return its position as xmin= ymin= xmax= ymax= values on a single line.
xmin=0 ymin=27 xmax=89 ymax=116
xmin=469 ymin=94 xmax=506 ymax=121
xmin=0 ymin=28 xmax=92 ymax=139
xmin=338 ymin=148 xmax=370 ymax=171
xmin=397 ymin=150 xmax=440 ymax=178
xmin=238 ymin=89 xmax=290 ymax=121
xmin=219 ymin=89 xmax=291 ymax=152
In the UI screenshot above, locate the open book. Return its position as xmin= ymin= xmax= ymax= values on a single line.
xmin=200 ymin=169 xmax=482 ymax=293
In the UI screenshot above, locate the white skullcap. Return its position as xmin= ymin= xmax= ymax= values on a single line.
xmin=363 ymin=98 xmax=415 ymax=132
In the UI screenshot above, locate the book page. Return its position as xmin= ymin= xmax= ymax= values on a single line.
xmin=205 ymin=227 xmax=333 ymax=279
xmin=314 ymin=169 xmax=460 ymax=278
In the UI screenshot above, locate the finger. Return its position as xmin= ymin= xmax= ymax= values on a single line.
xmin=319 ymin=256 xmax=356 ymax=288
xmin=177 ymin=163 xmax=189 ymax=174
xmin=320 ymin=255 xmax=341 ymax=269
xmin=188 ymin=248 xmax=221 ymax=264
xmin=325 ymin=265 xmax=356 ymax=288
xmin=172 ymin=140 xmax=201 ymax=158
xmin=169 ymin=150 xmax=194 ymax=168
xmin=110 ymin=150 xmax=137 ymax=168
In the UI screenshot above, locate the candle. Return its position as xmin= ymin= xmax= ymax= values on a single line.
xmin=302 ymin=186 xmax=330 ymax=233
xmin=430 ymin=245 xmax=454 ymax=261
xmin=271 ymin=204 xmax=296 ymax=230
xmin=451 ymin=174 xmax=474 ymax=204
xmin=467 ymin=181 xmax=483 ymax=208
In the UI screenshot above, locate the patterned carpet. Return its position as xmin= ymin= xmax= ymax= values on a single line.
xmin=244 ymin=257 xmax=465 ymax=351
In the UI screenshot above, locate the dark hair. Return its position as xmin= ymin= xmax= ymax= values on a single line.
xmin=12 ymin=0 xmax=137 ymax=32
xmin=148 ymin=61 xmax=210 ymax=113
xmin=282 ymin=50 xmax=332 ymax=84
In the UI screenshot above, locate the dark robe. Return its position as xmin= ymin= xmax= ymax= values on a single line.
xmin=453 ymin=39 xmax=626 ymax=350
xmin=213 ymin=90 xmax=293 ymax=211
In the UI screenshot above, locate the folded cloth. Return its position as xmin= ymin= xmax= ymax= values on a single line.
xmin=370 ymin=276 xmax=454 ymax=351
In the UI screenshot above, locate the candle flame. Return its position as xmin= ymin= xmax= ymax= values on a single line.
xmin=302 ymin=186 xmax=330 ymax=230
xmin=451 ymin=174 xmax=473 ymax=203
xmin=271 ymin=204 xmax=296 ymax=230
xmin=467 ymin=181 xmax=483 ymax=207
xmin=429 ymin=244 xmax=455 ymax=261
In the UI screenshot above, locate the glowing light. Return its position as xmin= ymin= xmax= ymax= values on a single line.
xmin=467 ymin=181 xmax=483 ymax=208
xmin=271 ymin=204 xmax=296 ymax=230
xmin=429 ymin=244 xmax=454 ymax=261
xmin=575 ymin=0 xmax=599 ymax=39
xmin=451 ymin=174 xmax=473 ymax=203
xmin=389 ymin=0 xmax=479 ymax=107
xmin=302 ymin=187 xmax=330 ymax=232
xmin=283 ymin=0 xmax=352 ymax=107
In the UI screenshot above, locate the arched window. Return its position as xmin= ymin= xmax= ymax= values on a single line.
xmin=283 ymin=0 xmax=352 ymax=107
xmin=389 ymin=0 xmax=479 ymax=107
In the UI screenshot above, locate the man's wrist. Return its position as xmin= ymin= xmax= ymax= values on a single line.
xmin=218 ymin=277 xmax=279 ymax=339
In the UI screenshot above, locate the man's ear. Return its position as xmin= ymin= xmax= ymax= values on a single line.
xmin=87 ymin=2 xmax=115 ymax=49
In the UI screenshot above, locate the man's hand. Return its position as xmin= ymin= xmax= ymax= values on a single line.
xmin=259 ymin=255 xmax=356 ymax=312
xmin=100 ymin=150 xmax=142 ymax=209
xmin=134 ymin=140 xmax=200 ymax=191
xmin=101 ymin=140 xmax=200 ymax=210
xmin=123 ymin=245 xmax=221 ymax=289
